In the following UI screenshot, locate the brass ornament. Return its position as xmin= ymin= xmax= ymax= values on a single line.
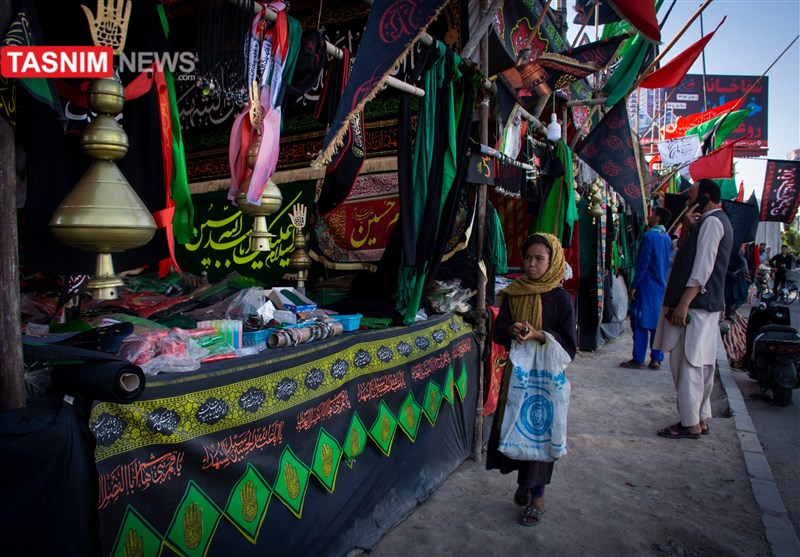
xmin=81 ymin=0 xmax=132 ymax=56
xmin=288 ymin=204 xmax=311 ymax=292
xmin=50 ymin=77 xmax=157 ymax=300
xmin=234 ymin=135 xmax=282 ymax=252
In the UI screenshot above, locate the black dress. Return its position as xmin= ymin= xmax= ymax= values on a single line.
xmin=486 ymin=287 xmax=577 ymax=488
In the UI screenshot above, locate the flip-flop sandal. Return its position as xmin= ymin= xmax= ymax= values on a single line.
xmin=513 ymin=486 xmax=531 ymax=507
xmin=701 ymin=424 xmax=710 ymax=435
xmin=519 ymin=504 xmax=545 ymax=526
xmin=657 ymin=423 xmax=700 ymax=440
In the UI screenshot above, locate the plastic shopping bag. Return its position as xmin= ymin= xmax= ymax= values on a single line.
xmin=498 ymin=332 xmax=572 ymax=462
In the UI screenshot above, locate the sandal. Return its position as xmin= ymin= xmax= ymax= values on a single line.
xmin=513 ymin=486 xmax=531 ymax=507
xmin=648 ymin=360 xmax=661 ymax=370
xmin=519 ymin=504 xmax=545 ymax=526
xmin=657 ymin=422 xmax=700 ymax=440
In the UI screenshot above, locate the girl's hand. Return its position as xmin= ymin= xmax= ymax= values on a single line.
xmin=512 ymin=321 xmax=544 ymax=343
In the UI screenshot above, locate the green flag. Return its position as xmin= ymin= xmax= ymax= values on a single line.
xmin=717 ymin=163 xmax=738 ymax=200
xmin=685 ymin=108 xmax=752 ymax=149
xmin=601 ymin=0 xmax=664 ymax=107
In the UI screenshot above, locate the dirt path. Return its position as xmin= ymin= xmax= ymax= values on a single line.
xmin=361 ymin=333 xmax=769 ymax=556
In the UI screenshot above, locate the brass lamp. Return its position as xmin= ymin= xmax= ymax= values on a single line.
xmin=235 ymin=135 xmax=283 ymax=251
xmin=49 ymin=77 xmax=157 ymax=300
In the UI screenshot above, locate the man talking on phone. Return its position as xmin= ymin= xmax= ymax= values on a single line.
xmin=652 ymin=179 xmax=733 ymax=439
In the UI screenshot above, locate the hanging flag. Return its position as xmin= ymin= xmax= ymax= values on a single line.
xmin=606 ymin=0 xmax=661 ymax=43
xmin=536 ymin=34 xmax=630 ymax=90
xmin=499 ymin=34 xmax=628 ymax=98
xmin=312 ymin=0 xmax=449 ymax=167
xmin=576 ymin=99 xmax=645 ymax=217
xmin=656 ymin=135 xmax=702 ymax=167
xmin=721 ymin=199 xmax=759 ymax=248
xmin=640 ymin=17 xmax=726 ymax=89
xmin=678 ymin=142 xmax=734 ymax=182
xmin=760 ymin=159 xmax=800 ymax=223
xmin=601 ymin=0 xmax=666 ymax=107
xmin=685 ymin=108 xmax=752 ymax=150
xmin=573 ymin=0 xmax=621 ymax=25
xmin=717 ymin=162 xmax=738 ymax=200
xmin=1 ymin=0 xmax=64 ymax=125
xmin=736 ymin=180 xmax=745 ymax=202
xmin=663 ymin=97 xmax=744 ymax=139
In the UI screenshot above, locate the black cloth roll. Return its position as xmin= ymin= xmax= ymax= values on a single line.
xmin=50 ymin=360 xmax=145 ymax=403
xmin=23 ymin=343 xmax=146 ymax=404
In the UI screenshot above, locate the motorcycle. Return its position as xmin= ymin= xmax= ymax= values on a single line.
xmin=744 ymin=292 xmax=800 ymax=407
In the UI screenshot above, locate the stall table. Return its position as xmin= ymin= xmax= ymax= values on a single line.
xmin=90 ymin=313 xmax=478 ymax=556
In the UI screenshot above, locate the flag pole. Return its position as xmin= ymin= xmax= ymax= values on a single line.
xmin=518 ymin=0 xmax=553 ymax=63
xmin=628 ymin=0 xmax=715 ymax=94
xmin=570 ymin=0 xmax=597 ymax=48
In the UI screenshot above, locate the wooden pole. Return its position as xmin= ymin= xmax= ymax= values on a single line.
xmin=472 ymin=0 xmax=491 ymax=463
xmin=0 ymin=0 xmax=26 ymax=412
xmin=460 ymin=0 xmax=505 ymax=59
xmin=519 ymin=0 xmax=553 ymax=62
xmin=570 ymin=0 xmax=597 ymax=48
xmin=628 ymin=0 xmax=715 ymax=93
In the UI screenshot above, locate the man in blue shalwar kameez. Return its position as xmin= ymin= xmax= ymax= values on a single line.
xmin=621 ymin=207 xmax=673 ymax=370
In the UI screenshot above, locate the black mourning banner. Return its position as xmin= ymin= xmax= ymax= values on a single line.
xmin=576 ymin=99 xmax=645 ymax=218
xmin=722 ymin=198 xmax=759 ymax=250
xmin=760 ymin=159 xmax=800 ymax=223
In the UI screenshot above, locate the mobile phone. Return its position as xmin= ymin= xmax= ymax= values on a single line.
xmin=694 ymin=193 xmax=711 ymax=212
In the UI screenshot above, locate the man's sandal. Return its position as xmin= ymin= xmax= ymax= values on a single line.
xmin=656 ymin=423 xmax=700 ymax=439
xmin=519 ymin=504 xmax=545 ymax=526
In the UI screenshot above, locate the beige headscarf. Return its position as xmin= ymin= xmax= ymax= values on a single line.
xmin=497 ymin=232 xmax=566 ymax=330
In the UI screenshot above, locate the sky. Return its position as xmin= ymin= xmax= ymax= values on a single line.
xmin=566 ymin=0 xmax=800 ymax=202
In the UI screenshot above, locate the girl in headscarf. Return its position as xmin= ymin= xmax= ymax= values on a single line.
xmin=487 ymin=233 xmax=577 ymax=526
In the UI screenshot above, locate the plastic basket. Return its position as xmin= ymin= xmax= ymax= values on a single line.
xmin=242 ymin=329 xmax=270 ymax=347
xmin=785 ymin=270 xmax=800 ymax=283
xmin=331 ymin=314 xmax=362 ymax=332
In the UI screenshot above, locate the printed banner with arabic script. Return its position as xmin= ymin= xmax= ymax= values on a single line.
xmin=760 ymin=159 xmax=800 ymax=223
xmin=174 ymin=181 xmax=316 ymax=283
xmin=310 ymin=173 xmax=400 ymax=271
xmin=89 ymin=313 xmax=477 ymax=557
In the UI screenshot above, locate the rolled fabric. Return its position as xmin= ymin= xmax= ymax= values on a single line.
xmin=23 ymin=342 xmax=146 ymax=404
xmin=50 ymin=361 xmax=145 ymax=403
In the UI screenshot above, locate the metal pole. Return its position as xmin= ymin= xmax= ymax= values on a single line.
xmin=0 ymin=0 xmax=26 ymax=412
xmin=472 ymin=0 xmax=491 ymax=463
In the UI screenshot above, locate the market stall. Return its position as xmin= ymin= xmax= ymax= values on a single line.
xmin=90 ymin=313 xmax=477 ymax=556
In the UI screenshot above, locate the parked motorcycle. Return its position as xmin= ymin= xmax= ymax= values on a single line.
xmin=744 ymin=292 xmax=800 ymax=406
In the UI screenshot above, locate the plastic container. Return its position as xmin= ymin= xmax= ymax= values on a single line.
xmin=242 ymin=329 xmax=270 ymax=349
xmin=331 ymin=314 xmax=362 ymax=332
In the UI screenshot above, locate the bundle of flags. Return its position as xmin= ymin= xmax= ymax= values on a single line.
xmin=654 ymin=102 xmax=752 ymax=183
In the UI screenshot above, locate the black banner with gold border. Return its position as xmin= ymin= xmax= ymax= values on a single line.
xmin=91 ymin=313 xmax=477 ymax=557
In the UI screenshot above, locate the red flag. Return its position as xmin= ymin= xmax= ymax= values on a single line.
xmin=681 ymin=143 xmax=734 ymax=181
xmin=640 ymin=18 xmax=725 ymax=89
xmin=607 ymin=0 xmax=661 ymax=43
xmin=736 ymin=181 xmax=745 ymax=202
xmin=664 ymin=97 xmax=744 ymax=139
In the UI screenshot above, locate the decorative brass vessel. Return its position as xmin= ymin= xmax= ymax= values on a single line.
xmin=49 ymin=77 xmax=157 ymax=300
xmin=235 ymin=135 xmax=283 ymax=251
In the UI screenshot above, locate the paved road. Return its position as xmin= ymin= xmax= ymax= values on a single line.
xmin=731 ymin=298 xmax=800 ymax=539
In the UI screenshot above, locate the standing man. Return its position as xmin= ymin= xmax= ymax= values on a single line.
xmin=653 ymin=179 xmax=733 ymax=439
xmin=769 ymin=245 xmax=794 ymax=295
xmin=621 ymin=207 xmax=672 ymax=370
